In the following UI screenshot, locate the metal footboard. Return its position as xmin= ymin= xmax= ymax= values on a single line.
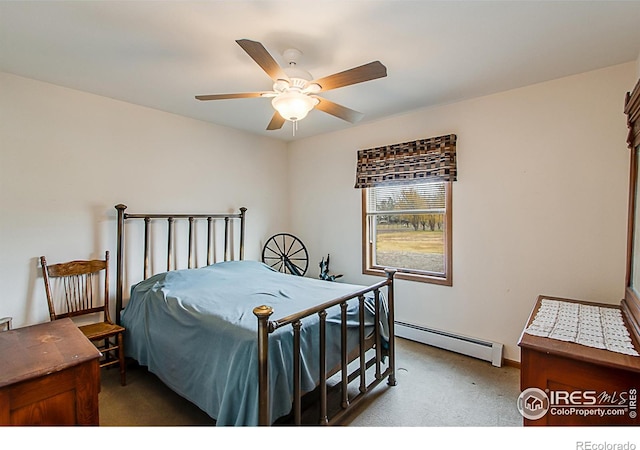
xmin=254 ymin=269 xmax=396 ymax=425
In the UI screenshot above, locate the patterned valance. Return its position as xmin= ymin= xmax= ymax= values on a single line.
xmin=354 ymin=134 xmax=457 ymax=188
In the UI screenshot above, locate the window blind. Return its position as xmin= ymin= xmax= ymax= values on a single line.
xmin=366 ymin=183 xmax=446 ymax=213
xmin=354 ymin=134 xmax=457 ymax=189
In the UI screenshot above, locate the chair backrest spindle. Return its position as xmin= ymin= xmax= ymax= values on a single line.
xmin=40 ymin=251 xmax=110 ymax=323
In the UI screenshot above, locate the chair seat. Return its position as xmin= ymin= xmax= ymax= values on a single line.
xmin=79 ymin=322 xmax=125 ymax=341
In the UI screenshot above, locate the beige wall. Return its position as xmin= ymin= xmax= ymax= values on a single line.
xmin=0 ymin=72 xmax=289 ymax=328
xmin=2 ymin=62 xmax=637 ymax=362
xmin=287 ymin=62 xmax=637 ymax=362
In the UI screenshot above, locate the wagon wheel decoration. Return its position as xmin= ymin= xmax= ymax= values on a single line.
xmin=262 ymin=233 xmax=309 ymax=276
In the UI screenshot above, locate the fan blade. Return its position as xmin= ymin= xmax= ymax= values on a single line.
xmin=266 ymin=111 xmax=285 ymax=130
xmin=195 ymin=92 xmax=268 ymax=101
xmin=311 ymin=61 xmax=387 ymax=92
xmin=315 ymin=97 xmax=364 ymax=123
xmin=236 ymin=39 xmax=289 ymax=82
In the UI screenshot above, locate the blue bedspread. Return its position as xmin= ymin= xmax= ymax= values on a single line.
xmin=121 ymin=260 xmax=388 ymax=426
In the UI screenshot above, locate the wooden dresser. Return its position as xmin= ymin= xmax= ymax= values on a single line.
xmin=518 ymin=295 xmax=640 ymax=426
xmin=0 ymin=318 xmax=101 ymax=425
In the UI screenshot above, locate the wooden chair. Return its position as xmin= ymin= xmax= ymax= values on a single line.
xmin=40 ymin=251 xmax=126 ymax=386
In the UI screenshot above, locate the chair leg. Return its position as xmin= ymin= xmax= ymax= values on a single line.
xmin=118 ymin=332 xmax=126 ymax=386
xmin=104 ymin=338 xmax=110 ymax=363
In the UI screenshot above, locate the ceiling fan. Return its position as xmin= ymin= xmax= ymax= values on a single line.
xmin=196 ymin=39 xmax=387 ymax=132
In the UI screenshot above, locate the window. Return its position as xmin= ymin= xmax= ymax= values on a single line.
xmin=354 ymin=133 xmax=456 ymax=285
xmin=362 ymin=181 xmax=452 ymax=285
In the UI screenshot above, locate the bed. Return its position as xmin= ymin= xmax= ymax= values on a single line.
xmin=114 ymin=204 xmax=396 ymax=426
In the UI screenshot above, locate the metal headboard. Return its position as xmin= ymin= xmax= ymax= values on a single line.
xmin=114 ymin=204 xmax=246 ymax=324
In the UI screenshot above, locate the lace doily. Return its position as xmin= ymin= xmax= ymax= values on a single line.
xmin=525 ymin=298 xmax=639 ymax=356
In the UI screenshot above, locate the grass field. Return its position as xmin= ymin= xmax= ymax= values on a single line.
xmin=376 ymin=228 xmax=444 ymax=254
xmin=375 ymin=226 xmax=444 ymax=272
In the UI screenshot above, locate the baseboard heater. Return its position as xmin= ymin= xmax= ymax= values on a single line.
xmin=395 ymin=321 xmax=504 ymax=367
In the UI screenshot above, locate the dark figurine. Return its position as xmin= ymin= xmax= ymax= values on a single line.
xmin=319 ymin=254 xmax=343 ymax=282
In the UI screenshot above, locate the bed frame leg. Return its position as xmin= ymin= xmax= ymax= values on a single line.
xmin=254 ymin=305 xmax=273 ymax=426
xmin=385 ymin=269 xmax=397 ymax=387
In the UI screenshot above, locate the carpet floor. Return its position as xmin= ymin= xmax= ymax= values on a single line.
xmin=98 ymin=337 xmax=523 ymax=427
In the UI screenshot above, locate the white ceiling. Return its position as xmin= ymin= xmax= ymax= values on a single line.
xmin=2 ymin=1 xmax=640 ymax=142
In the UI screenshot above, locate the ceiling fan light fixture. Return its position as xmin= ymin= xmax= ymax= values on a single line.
xmin=271 ymin=91 xmax=318 ymax=122
xmin=196 ymin=40 xmax=387 ymax=131
xmin=273 ymin=79 xmax=290 ymax=92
